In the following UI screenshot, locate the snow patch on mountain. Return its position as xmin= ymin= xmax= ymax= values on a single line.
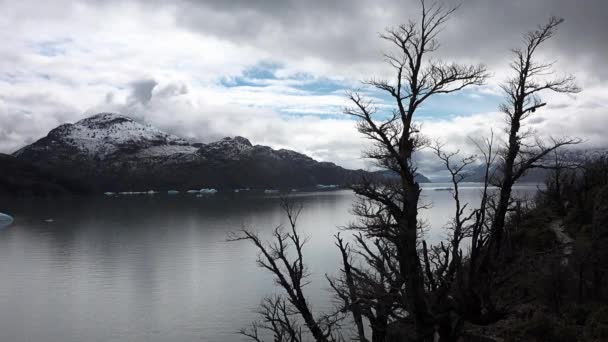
xmin=69 ymin=113 xmax=192 ymax=157
xmin=199 ymin=136 xmax=254 ymax=160
xmin=14 ymin=113 xmax=197 ymax=159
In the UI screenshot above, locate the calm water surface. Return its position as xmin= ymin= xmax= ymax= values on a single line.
xmin=0 ymin=184 xmax=539 ymax=342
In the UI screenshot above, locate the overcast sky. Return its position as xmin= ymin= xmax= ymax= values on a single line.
xmin=1 ymin=0 xmax=607 ymax=178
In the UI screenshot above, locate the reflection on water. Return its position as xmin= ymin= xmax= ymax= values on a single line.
xmin=0 ymin=184 xmax=538 ymax=342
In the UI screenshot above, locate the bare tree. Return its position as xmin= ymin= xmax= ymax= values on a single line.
xmin=239 ymin=296 xmax=304 ymax=342
xmin=328 ymin=232 xmax=404 ymax=342
xmin=344 ymin=0 xmax=488 ymax=338
xmin=234 ymin=6 xmax=585 ymax=342
xmin=430 ymin=142 xmax=478 ymax=283
xmin=229 ymin=199 xmax=343 ymax=342
xmin=488 ymin=16 xmax=581 ymax=259
xmin=467 ymin=132 xmax=498 ymax=283
xmin=538 ymin=148 xmax=582 ymax=216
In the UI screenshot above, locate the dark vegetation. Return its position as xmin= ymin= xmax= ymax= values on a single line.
xmin=231 ymin=2 xmax=608 ymax=341
xmin=0 ymin=153 xmax=91 ymax=196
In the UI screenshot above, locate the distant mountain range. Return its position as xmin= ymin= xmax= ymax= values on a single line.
xmin=371 ymin=169 xmax=432 ymax=183
xmin=462 ymin=163 xmax=550 ymax=183
xmin=3 ymin=113 xmax=431 ymax=196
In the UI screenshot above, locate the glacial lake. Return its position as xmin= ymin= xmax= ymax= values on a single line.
xmin=0 ymin=184 xmax=540 ymax=342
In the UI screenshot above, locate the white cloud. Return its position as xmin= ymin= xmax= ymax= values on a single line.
xmin=0 ymin=0 xmax=607 ymax=180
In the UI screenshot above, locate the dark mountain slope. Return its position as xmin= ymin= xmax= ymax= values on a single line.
xmin=0 ymin=153 xmax=90 ymax=196
xmin=13 ymin=113 xmax=386 ymax=191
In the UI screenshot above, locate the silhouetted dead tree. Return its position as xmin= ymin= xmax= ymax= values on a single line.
xmin=419 ymin=142 xmax=499 ymax=338
xmin=428 ymin=143 xmax=477 ymax=286
xmin=539 ymin=149 xmax=582 ymax=216
xmin=229 ymin=199 xmax=344 ymax=342
xmin=487 ymin=16 xmax=581 ymax=260
xmin=467 ymin=132 xmax=498 ymax=284
xmin=239 ymin=296 xmax=304 ymax=342
xmin=328 ymin=232 xmax=404 ymax=342
xmin=344 ymin=0 xmax=488 ymax=339
xmin=234 ymin=6 xmax=585 ymax=342
xmin=447 ymin=17 xmax=585 ymax=328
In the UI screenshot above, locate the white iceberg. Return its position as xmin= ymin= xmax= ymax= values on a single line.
xmin=167 ymin=190 xmax=180 ymax=195
xmin=187 ymin=190 xmax=200 ymax=194
xmin=0 ymin=213 xmax=13 ymax=228
xmin=316 ymin=184 xmax=338 ymax=189
xmin=264 ymin=189 xmax=279 ymax=194
xmin=104 ymin=192 xmax=115 ymax=196
xmin=199 ymin=188 xmax=218 ymax=194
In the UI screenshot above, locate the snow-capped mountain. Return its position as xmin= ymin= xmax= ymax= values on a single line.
xmin=14 ymin=113 xmax=197 ymax=159
xmin=12 ymin=113 xmax=369 ymax=191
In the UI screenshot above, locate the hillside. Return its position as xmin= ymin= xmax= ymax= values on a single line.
xmin=12 ymin=113 xmax=381 ymax=192
xmin=0 ymin=153 xmax=90 ymax=196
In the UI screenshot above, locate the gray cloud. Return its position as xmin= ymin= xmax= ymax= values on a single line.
xmin=1 ymin=0 xmax=607 ymax=178
xmin=0 ymin=92 xmax=80 ymax=153
xmin=129 ymin=79 xmax=158 ymax=105
xmin=159 ymin=0 xmax=608 ymax=79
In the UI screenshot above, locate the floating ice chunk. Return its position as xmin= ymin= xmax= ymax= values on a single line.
xmin=104 ymin=192 xmax=115 ymax=196
xmin=316 ymin=184 xmax=338 ymax=189
xmin=187 ymin=190 xmax=199 ymax=194
xmin=264 ymin=189 xmax=279 ymax=194
xmin=147 ymin=190 xmax=157 ymax=195
xmin=199 ymin=188 xmax=218 ymax=194
xmin=45 ymin=219 xmax=54 ymax=223
xmin=167 ymin=190 xmax=180 ymax=195
xmin=0 ymin=213 xmax=13 ymax=228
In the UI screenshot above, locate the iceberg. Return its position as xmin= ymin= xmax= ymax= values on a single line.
xmin=167 ymin=190 xmax=180 ymax=195
xmin=264 ymin=189 xmax=279 ymax=194
xmin=0 ymin=212 xmax=13 ymax=228
xmin=316 ymin=184 xmax=338 ymax=189
xmin=199 ymin=188 xmax=218 ymax=194
xmin=187 ymin=190 xmax=199 ymax=194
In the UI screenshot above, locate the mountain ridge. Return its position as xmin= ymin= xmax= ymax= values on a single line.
xmin=11 ymin=113 xmax=432 ymax=193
